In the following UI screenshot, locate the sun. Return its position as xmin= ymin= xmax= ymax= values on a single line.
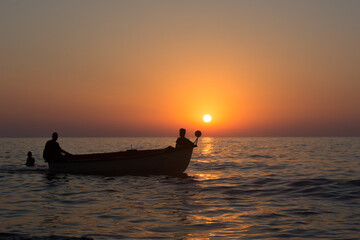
xmin=203 ymin=114 xmax=212 ymax=123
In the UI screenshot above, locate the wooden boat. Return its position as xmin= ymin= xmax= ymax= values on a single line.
xmin=47 ymin=147 xmax=195 ymax=175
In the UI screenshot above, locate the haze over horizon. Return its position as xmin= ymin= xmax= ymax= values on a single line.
xmin=1 ymin=0 xmax=360 ymax=137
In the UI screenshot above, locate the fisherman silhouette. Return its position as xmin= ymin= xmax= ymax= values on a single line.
xmin=43 ymin=132 xmax=72 ymax=162
xmin=176 ymin=128 xmax=194 ymax=149
xmin=25 ymin=151 xmax=35 ymax=166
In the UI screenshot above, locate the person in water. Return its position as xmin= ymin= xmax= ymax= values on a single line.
xmin=43 ymin=132 xmax=72 ymax=162
xmin=25 ymin=151 xmax=35 ymax=166
xmin=176 ymin=128 xmax=194 ymax=149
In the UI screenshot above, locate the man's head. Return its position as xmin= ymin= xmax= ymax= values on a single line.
xmin=179 ymin=128 xmax=186 ymax=137
xmin=52 ymin=132 xmax=58 ymax=141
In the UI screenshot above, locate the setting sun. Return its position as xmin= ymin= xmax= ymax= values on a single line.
xmin=203 ymin=114 xmax=212 ymax=123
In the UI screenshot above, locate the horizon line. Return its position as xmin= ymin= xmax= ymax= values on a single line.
xmin=1 ymin=136 xmax=360 ymax=138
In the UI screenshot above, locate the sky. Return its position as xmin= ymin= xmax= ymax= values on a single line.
xmin=1 ymin=0 xmax=360 ymax=137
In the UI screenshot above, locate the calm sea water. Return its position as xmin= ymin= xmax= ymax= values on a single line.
xmin=0 ymin=137 xmax=360 ymax=239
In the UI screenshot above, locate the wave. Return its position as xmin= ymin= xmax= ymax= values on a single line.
xmin=0 ymin=233 xmax=92 ymax=240
xmin=248 ymin=154 xmax=273 ymax=159
xmin=0 ymin=168 xmax=48 ymax=175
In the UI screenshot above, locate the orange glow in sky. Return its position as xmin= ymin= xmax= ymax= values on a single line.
xmin=1 ymin=1 xmax=360 ymax=137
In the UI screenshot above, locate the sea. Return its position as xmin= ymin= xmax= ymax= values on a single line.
xmin=0 ymin=137 xmax=360 ymax=240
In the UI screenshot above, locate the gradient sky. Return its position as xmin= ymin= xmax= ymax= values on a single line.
xmin=1 ymin=0 xmax=360 ymax=137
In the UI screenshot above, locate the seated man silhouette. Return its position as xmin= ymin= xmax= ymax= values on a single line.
xmin=43 ymin=132 xmax=71 ymax=162
xmin=176 ymin=128 xmax=194 ymax=149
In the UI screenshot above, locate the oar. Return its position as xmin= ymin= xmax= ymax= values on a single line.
xmin=193 ymin=130 xmax=202 ymax=146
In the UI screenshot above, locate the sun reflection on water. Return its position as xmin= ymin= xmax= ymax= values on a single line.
xmin=196 ymin=137 xmax=216 ymax=165
xmin=194 ymin=173 xmax=221 ymax=181
xmin=200 ymin=137 xmax=214 ymax=155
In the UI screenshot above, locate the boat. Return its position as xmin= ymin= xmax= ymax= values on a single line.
xmin=47 ymin=131 xmax=201 ymax=175
xmin=47 ymin=146 xmax=195 ymax=175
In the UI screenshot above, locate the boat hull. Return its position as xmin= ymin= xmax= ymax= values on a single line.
xmin=47 ymin=147 xmax=194 ymax=175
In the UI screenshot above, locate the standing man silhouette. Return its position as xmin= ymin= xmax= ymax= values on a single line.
xmin=43 ymin=132 xmax=71 ymax=162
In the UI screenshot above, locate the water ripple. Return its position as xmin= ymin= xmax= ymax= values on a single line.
xmin=0 ymin=137 xmax=360 ymax=239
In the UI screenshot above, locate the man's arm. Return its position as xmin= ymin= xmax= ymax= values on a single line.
xmin=186 ymin=138 xmax=194 ymax=147
xmin=175 ymin=138 xmax=180 ymax=148
xmin=60 ymin=148 xmax=72 ymax=155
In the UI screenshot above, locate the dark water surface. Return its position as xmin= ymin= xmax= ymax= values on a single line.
xmin=1 ymin=137 xmax=360 ymax=239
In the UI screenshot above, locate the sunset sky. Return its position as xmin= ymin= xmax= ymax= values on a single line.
xmin=1 ymin=0 xmax=360 ymax=137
